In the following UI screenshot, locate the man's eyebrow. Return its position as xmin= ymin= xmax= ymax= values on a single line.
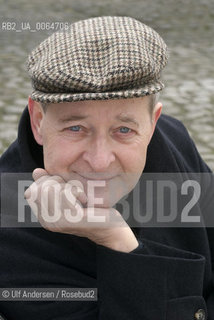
xmin=58 ymin=114 xmax=139 ymax=127
xmin=116 ymin=114 xmax=139 ymax=127
xmin=59 ymin=115 xmax=89 ymax=122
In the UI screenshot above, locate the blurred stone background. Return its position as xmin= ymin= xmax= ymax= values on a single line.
xmin=0 ymin=0 xmax=214 ymax=169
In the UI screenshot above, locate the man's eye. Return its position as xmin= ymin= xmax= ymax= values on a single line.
xmin=68 ymin=125 xmax=81 ymax=132
xmin=119 ymin=127 xmax=131 ymax=134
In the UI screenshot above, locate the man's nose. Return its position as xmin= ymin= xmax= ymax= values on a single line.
xmin=82 ymin=137 xmax=116 ymax=171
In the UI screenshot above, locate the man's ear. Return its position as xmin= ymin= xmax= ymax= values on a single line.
xmin=150 ymin=102 xmax=162 ymax=139
xmin=28 ymin=97 xmax=44 ymax=146
xmin=153 ymin=102 xmax=162 ymax=125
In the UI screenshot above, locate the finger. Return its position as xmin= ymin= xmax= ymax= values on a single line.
xmin=76 ymin=190 xmax=88 ymax=204
xmin=24 ymin=180 xmax=38 ymax=200
xmin=66 ymin=181 xmax=88 ymax=204
xmin=33 ymin=169 xmax=65 ymax=186
xmin=33 ymin=168 xmax=49 ymax=181
xmin=25 ymin=171 xmax=64 ymax=200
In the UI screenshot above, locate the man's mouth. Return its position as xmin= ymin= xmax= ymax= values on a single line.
xmin=75 ymin=172 xmax=119 ymax=181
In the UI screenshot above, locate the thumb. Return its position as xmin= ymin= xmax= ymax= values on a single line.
xmin=32 ymin=168 xmax=49 ymax=181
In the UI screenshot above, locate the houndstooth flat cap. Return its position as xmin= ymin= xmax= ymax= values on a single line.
xmin=27 ymin=16 xmax=169 ymax=103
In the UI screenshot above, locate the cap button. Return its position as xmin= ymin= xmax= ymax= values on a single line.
xmin=194 ymin=309 xmax=206 ymax=320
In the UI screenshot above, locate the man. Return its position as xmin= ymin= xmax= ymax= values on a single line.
xmin=0 ymin=16 xmax=213 ymax=320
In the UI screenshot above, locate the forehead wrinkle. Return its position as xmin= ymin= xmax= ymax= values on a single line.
xmin=116 ymin=113 xmax=139 ymax=128
xmin=55 ymin=104 xmax=141 ymax=127
xmin=59 ymin=114 xmax=90 ymax=123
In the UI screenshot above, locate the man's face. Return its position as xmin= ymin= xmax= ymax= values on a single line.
xmin=29 ymin=97 xmax=161 ymax=207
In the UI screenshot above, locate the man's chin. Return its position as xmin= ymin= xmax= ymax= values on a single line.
xmin=61 ymin=171 xmax=137 ymax=208
xmin=86 ymin=190 xmax=123 ymax=209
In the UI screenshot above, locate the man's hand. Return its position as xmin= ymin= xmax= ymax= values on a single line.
xmin=24 ymin=169 xmax=139 ymax=253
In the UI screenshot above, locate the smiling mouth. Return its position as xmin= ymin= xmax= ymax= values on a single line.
xmin=75 ymin=172 xmax=119 ymax=181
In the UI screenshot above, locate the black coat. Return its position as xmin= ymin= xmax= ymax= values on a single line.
xmin=0 ymin=107 xmax=213 ymax=320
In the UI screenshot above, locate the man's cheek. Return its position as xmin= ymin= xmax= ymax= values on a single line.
xmin=43 ymin=144 xmax=66 ymax=173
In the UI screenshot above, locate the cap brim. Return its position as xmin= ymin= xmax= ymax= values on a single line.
xmin=30 ymin=81 xmax=164 ymax=104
